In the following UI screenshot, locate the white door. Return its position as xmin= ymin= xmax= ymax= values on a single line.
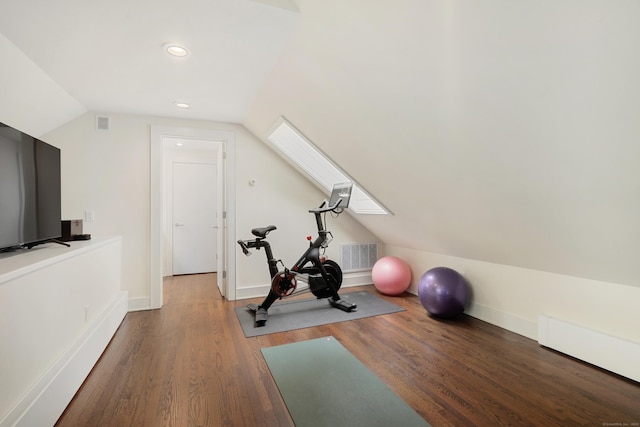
xmin=172 ymin=162 xmax=218 ymax=275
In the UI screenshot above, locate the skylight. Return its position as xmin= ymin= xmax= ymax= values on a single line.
xmin=267 ymin=118 xmax=390 ymax=215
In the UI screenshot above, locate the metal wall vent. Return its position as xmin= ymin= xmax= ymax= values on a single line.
xmin=339 ymin=243 xmax=378 ymax=272
xmin=96 ymin=115 xmax=111 ymax=131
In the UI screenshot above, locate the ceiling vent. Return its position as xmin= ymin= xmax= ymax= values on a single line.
xmin=95 ymin=115 xmax=111 ymax=131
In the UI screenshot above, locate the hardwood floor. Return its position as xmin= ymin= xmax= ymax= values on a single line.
xmin=56 ymin=274 xmax=640 ymax=426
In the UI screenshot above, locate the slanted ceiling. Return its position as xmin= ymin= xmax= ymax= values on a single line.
xmin=243 ymin=1 xmax=640 ymax=288
xmin=1 ymin=1 xmax=639 ymax=287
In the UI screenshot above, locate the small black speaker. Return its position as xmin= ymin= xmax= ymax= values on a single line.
xmin=61 ymin=219 xmax=83 ymax=242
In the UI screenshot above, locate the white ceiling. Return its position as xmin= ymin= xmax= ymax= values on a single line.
xmin=0 ymin=0 xmax=298 ymax=123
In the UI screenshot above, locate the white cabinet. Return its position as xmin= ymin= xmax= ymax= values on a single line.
xmin=0 ymin=237 xmax=126 ymax=427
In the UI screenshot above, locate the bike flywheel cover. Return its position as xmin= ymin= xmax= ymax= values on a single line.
xmin=271 ymin=271 xmax=297 ymax=297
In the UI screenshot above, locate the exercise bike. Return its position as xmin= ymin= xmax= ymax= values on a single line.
xmin=237 ymin=182 xmax=357 ymax=326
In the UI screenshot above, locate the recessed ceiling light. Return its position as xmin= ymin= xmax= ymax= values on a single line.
xmin=173 ymin=101 xmax=191 ymax=109
xmin=163 ymin=43 xmax=189 ymax=57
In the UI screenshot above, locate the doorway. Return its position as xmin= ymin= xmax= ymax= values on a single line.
xmin=150 ymin=126 xmax=236 ymax=309
xmin=162 ymin=139 xmax=220 ymax=279
xmin=171 ymin=162 xmax=218 ymax=275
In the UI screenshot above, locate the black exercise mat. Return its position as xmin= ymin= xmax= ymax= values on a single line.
xmin=261 ymin=336 xmax=431 ymax=427
xmin=234 ymin=291 xmax=404 ymax=337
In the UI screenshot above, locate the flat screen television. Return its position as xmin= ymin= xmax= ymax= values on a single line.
xmin=0 ymin=122 xmax=62 ymax=251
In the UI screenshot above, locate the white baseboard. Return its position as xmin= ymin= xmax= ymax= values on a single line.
xmin=3 ymin=291 xmax=128 ymax=427
xmin=538 ymin=315 xmax=640 ymax=382
xmin=341 ymin=271 xmax=372 ymax=287
xmin=236 ymin=284 xmax=269 ymax=300
xmin=235 ymin=271 xmax=373 ymax=300
xmin=460 ymin=307 xmax=640 ymax=382
xmin=128 ymin=296 xmax=151 ymax=312
xmin=465 ymin=303 xmax=538 ymax=340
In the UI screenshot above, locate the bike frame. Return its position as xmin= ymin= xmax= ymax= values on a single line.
xmin=241 ymin=204 xmax=337 ymax=301
xmin=238 ymin=196 xmax=356 ymax=325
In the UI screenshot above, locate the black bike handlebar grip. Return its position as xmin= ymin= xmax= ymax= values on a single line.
xmin=237 ymin=240 xmax=251 ymax=256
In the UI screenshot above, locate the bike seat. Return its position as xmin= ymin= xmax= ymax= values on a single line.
xmin=251 ymin=225 xmax=277 ymax=238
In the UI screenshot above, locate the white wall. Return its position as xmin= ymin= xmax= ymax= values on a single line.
xmin=43 ymin=111 xmax=380 ymax=304
xmin=388 ymin=245 xmax=640 ymax=346
xmin=44 ymin=113 xmax=153 ymax=301
xmin=0 ymin=33 xmax=85 ymax=137
xmin=245 ymin=0 xmax=640 ymax=288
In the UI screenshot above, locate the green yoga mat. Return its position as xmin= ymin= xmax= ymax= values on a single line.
xmin=261 ymin=336 xmax=431 ymax=427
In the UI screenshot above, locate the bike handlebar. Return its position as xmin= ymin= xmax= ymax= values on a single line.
xmin=308 ymin=198 xmax=345 ymax=214
xmin=237 ymin=239 xmax=251 ymax=256
xmin=239 ymin=198 xmax=343 ymax=255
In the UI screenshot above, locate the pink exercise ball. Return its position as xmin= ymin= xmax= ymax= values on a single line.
xmin=372 ymin=256 xmax=412 ymax=295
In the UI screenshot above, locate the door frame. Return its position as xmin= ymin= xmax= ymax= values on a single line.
xmin=150 ymin=126 xmax=236 ymax=308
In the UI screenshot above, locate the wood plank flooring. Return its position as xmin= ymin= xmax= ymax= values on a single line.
xmin=56 ymin=273 xmax=640 ymax=426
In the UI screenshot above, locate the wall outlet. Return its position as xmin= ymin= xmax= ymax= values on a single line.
xmin=85 ymin=209 xmax=95 ymax=222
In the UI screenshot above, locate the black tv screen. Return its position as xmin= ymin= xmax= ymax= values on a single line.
xmin=0 ymin=122 xmax=62 ymax=251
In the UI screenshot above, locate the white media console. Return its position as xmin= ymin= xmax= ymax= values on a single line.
xmin=0 ymin=237 xmax=127 ymax=427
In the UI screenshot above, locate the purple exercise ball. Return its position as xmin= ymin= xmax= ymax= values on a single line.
xmin=418 ymin=267 xmax=470 ymax=318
